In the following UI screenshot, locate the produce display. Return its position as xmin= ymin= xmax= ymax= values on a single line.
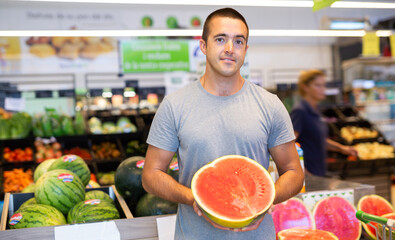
xmin=191 ymin=155 xmax=275 ymax=229
xmin=63 ymin=147 xmax=92 ymax=161
xmin=3 ymin=147 xmax=33 ymax=162
xmin=272 ymin=198 xmax=315 ymax=234
xmin=89 ymin=116 xmax=137 ymax=134
xmin=278 ymin=229 xmax=339 ymax=240
xmin=340 ymin=126 xmax=378 ymax=143
xmin=313 ymin=196 xmax=361 ymax=240
xmin=86 ymin=180 xmax=101 ymax=188
xmin=67 ymin=199 xmax=119 ymax=224
xmin=35 ymin=169 xmax=85 ymax=214
xmin=9 ymin=204 xmax=67 ymax=229
xmin=34 ymin=139 xmax=62 ymax=163
xmin=357 ymin=194 xmax=394 ymax=239
xmin=353 ymin=142 xmax=395 ymax=160
xmin=125 ymin=140 xmax=148 ymax=157
xmin=115 ymin=156 xmax=146 ymax=214
xmin=0 ymin=109 xmax=32 ymax=140
xmin=97 ymin=171 xmax=115 ymax=185
xmin=135 ymin=193 xmax=178 ymax=217
xmin=3 ymin=168 xmax=34 ymax=192
xmin=48 ymin=154 xmax=91 ymax=186
xmin=32 ymin=108 xmax=87 ymax=137
xmin=92 ymin=142 xmax=121 ymax=160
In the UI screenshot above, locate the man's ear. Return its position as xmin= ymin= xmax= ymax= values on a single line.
xmin=199 ymin=39 xmax=207 ymax=55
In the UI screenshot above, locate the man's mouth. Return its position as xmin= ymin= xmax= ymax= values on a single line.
xmin=220 ymin=57 xmax=235 ymax=62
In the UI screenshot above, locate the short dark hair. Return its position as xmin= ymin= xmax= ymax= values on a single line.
xmin=202 ymin=8 xmax=249 ymax=43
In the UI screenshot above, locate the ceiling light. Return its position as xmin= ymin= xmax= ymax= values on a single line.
xmin=11 ymin=0 xmax=395 ymax=9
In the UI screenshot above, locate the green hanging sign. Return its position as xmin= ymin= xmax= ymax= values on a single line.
xmin=120 ymin=40 xmax=190 ymax=73
xmin=313 ymin=0 xmax=338 ymax=11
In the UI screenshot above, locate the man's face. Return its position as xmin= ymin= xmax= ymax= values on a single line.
xmin=200 ymin=17 xmax=248 ymax=78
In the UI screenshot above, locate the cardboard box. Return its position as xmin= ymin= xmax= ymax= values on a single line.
xmin=0 ymin=185 xmax=133 ymax=230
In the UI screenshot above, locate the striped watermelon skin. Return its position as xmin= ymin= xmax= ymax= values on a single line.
xmin=85 ymin=190 xmax=114 ymax=203
xmin=9 ymin=204 xmax=66 ymax=229
xmin=67 ymin=199 xmax=120 ymax=224
xmin=18 ymin=197 xmax=37 ymax=210
xmin=34 ymin=159 xmax=56 ymax=182
xmin=48 ymin=155 xmax=91 ymax=186
xmin=35 ymin=169 xmax=85 ymax=215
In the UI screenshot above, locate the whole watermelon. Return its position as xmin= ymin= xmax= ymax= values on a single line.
xmin=9 ymin=204 xmax=66 ymax=229
xmin=67 ymin=199 xmax=119 ymax=224
xmin=35 ymin=169 xmax=85 ymax=215
xmin=115 ymin=156 xmax=146 ymax=214
xmin=85 ymin=190 xmax=113 ymax=203
xmin=135 ymin=193 xmax=178 ymax=217
xmin=34 ymin=159 xmax=56 ymax=182
xmin=18 ymin=197 xmax=37 ymax=210
xmin=21 ymin=183 xmax=36 ymax=193
xmin=48 ymin=154 xmax=91 ymax=186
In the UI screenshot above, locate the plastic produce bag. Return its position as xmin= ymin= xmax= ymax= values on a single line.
xmin=45 ymin=108 xmax=63 ymax=137
xmin=74 ymin=110 xmax=87 ymax=135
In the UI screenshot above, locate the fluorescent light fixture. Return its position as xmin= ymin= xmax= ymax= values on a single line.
xmin=12 ymin=0 xmax=395 ymax=9
xmin=330 ymin=21 xmax=366 ymax=30
xmin=0 ymin=29 xmax=392 ymax=37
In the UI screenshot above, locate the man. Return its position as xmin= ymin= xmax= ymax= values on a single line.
xmin=142 ymin=8 xmax=304 ymax=239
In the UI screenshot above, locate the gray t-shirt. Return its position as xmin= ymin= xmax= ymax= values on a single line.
xmin=147 ymin=80 xmax=295 ymax=240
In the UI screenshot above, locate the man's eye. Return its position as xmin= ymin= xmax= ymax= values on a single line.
xmin=216 ymin=38 xmax=224 ymax=43
xmin=236 ymin=40 xmax=244 ymax=45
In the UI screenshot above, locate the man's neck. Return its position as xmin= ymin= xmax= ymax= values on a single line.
xmin=200 ymin=71 xmax=244 ymax=96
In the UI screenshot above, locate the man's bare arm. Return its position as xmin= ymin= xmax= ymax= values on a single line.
xmin=142 ymin=145 xmax=194 ymax=206
xmin=269 ymin=140 xmax=304 ymax=204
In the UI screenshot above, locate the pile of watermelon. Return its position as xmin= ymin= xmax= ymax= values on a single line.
xmin=114 ymin=156 xmax=179 ymax=217
xmin=9 ymin=154 xmax=120 ymax=229
xmin=272 ymin=194 xmax=394 ymax=240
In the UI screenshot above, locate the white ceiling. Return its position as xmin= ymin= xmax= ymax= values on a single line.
xmin=0 ymin=1 xmax=394 ymax=44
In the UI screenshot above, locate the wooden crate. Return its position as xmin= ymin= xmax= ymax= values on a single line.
xmin=0 ymin=185 xmax=133 ymax=230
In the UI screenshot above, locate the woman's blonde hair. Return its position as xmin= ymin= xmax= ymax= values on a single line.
xmin=298 ymin=69 xmax=325 ymax=96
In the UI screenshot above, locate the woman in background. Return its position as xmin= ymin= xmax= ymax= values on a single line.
xmin=291 ymin=69 xmax=357 ymax=176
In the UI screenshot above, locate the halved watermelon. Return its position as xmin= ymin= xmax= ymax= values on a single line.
xmin=191 ymin=155 xmax=275 ymax=229
xmin=357 ymin=195 xmax=394 ymax=239
xmin=313 ymin=196 xmax=361 ymax=240
xmin=278 ymin=229 xmax=339 ymax=240
xmin=272 ymin=198 xmax=315 ymax=235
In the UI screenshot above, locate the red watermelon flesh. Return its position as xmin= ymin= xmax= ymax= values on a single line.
xmin=272 ymin=198 xmax=315 ymax=234
xmin=313 ymin=196 xmax=361 ymax=240
xmin=278 ymin=229 xmax=339 ymax=240
xmin=357 ymin=195 xmax=394 ymax=239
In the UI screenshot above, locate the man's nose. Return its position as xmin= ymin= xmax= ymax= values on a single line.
xmin=225 ymin=40 xmax=234 ymax=54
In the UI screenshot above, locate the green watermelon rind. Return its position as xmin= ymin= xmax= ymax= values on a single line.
xmin=357 ymin=194 xmax=394 ymax=240
xmin=85 ymin=190 xmax=114 ymax=203
xmin=135 ymin=193 xmax=178 ymax=217
xmin=313 ymin=196 xmax=361 ymax=240
xmin=48 ymin=155 xmax=91 ymax=186
xmin=278 ymin=229 xmax=339 ymax=240
xmin=191 ymin=155 xmax=276 ymax=229
xmin=21 ymin=183 xmax=36 ymax=193
xmin=67 ymin=199 xmax=120 ymax=224
xmin=35 ymin=169 xmax=85 ymax=215
xmin=9 ymin=204 xmax=66 ymax=229
xmin=34 ymin=159 xmax=56 ymax=182
xmin=18 ymin=197 xmax=37 ymax=210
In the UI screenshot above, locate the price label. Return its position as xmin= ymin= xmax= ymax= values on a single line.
xmin=125 ymin=80 xmax=139 ymax=89
xmin=89 ymin=89 xmax=103 ymax=97
xmin=390 ymin=35 xmax=395 ymax=58
xmin=363 ymin=32 xmax=380 ymax=57
xmin=59 ymin=89 xmax=75 ymax=98
xmin=112 ymin=88 xmax=124 ymax=95
xmin=35 ymin=90 xmax=53 ymax=98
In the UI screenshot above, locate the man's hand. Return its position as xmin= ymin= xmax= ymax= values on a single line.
xmin=193 ymin=201 xmax=265 ymax=232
